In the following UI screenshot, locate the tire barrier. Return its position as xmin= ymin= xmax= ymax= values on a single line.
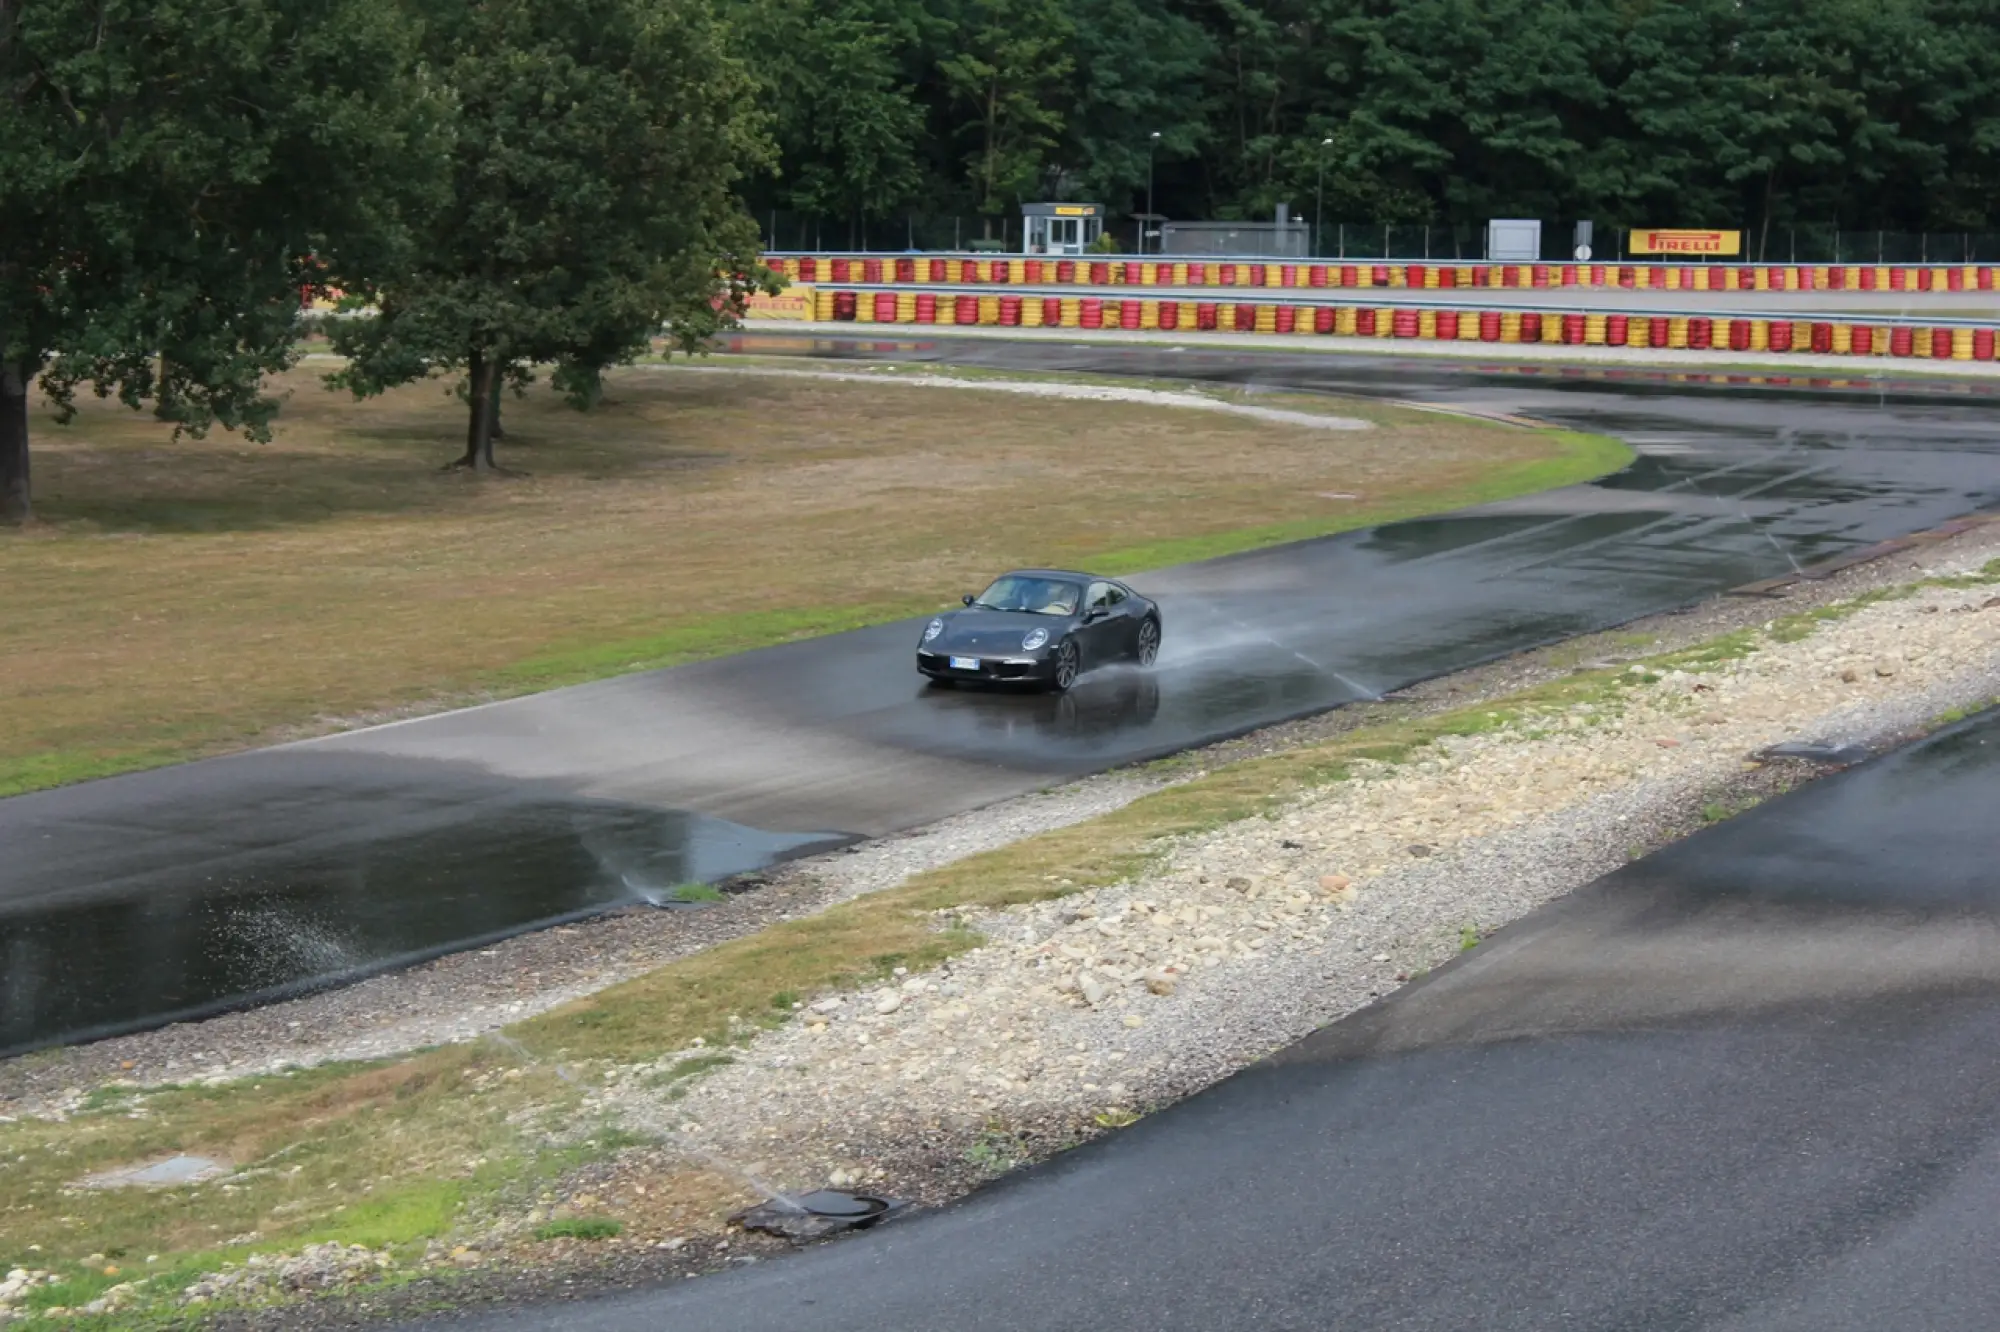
xmin=789 ymin=285 xmax=1998 ymax=362
xmin=765 ymin=255 xmax=2000 ymax=298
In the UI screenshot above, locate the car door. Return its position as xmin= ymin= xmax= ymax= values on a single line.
xmin=1078 ymin=581 xmax=1121 ymax=667
xmin=1103 ymin=583 xmax=1141 ymax=657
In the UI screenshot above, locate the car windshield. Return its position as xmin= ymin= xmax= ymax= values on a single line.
xmin=972 ymin=575 xmax=1082 ymax=616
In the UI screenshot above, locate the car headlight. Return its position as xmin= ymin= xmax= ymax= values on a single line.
xmin=1022 ymin=628 xmax=1048 ymax=651
xmin=923 ymin=618 xmax=944 ymax=642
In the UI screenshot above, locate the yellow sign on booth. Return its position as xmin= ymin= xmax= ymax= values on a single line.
xmin=744 ymin=285 xmax=814 ymax=319
xmin=1629 ymin=229 xmax=1742 ymax=256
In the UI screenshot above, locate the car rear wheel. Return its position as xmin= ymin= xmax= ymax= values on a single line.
xmin=1050 ymin=639 xmax=1080 ymax=692
xmin=1135 ymin=617 xmax=1160 ymax=666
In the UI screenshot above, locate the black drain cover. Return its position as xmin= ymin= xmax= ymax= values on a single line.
xmin=796 ymin=1190 xmax=880 ymax=1218
xmin=731 ymin=1190 xmax=901 ymax=1243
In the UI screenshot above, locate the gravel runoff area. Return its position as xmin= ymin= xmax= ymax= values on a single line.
xmin=651 ymin=363 xmax=1373 ymax=429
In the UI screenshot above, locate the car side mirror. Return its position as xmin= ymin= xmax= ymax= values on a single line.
xmin=962 ymin=594 xmax=975 ymax=606
xmin=1084 ymin=606 xmax=1107 ymax=622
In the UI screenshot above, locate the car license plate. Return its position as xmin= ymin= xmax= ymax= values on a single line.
xmin=949 ymin=655 xmax=979 ymax=671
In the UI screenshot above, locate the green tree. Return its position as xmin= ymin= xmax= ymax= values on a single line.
xmin=1295 ymin=0 xmax=1610 ymax=225
xmin=938 ymin=0 xmax=1076 ymax=232
xmin=0 ymin=0 xmax=434 ymax=525
xmin=748 ymin=0 xmax=926 ymax=240
xmin=1917 ymin=0 xmax=2000 ymax=229
xmin=329 ymin=0 xmax=773 ymax=471
xmin=1064 ymin=0 xmax=1214 ymax=214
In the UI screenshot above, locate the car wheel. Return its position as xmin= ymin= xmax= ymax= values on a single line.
xmin=1135 ymin=617 xmax=1160 ymax=667
xmin=1051 ymin=639 xmax=1080 ymax=693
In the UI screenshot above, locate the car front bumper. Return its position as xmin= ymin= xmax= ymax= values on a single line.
xmin=917 ymin=650 xmax=1055 ymax=682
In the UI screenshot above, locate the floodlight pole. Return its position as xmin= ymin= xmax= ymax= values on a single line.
xmin=1144 ymin=131 xmax=1161 ymax=255
xmin=1315 ymin=138 xmax=1333 ymax=259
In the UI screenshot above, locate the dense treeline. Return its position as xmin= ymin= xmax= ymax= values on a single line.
xmin=739 ymin=0 xmax=2000 ymax=239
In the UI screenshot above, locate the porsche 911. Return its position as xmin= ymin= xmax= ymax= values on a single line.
xmin=916 ymin=569 xmax=1161 ymax=692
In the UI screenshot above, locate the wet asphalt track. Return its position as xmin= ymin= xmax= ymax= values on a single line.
xmin=414 ymin=707 xmax=2000 ymax=1332
xmin=4 ymin=344 xmax=2000 ymax=1053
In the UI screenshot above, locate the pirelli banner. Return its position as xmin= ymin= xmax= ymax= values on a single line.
xmin=744 ymin=285 xmax=815 ymax=319
xmin=1629 ymin=229 xmax=1742 ymax=256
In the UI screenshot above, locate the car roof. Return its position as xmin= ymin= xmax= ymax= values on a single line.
xmin=996 ymin=568 xmax=1110 ymax=584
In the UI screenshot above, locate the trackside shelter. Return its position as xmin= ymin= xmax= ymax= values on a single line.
xmin=1023 ymin=203 xmax=1103 ymax=256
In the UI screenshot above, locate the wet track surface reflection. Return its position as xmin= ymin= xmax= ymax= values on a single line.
xmin=416 ymin=709 xmax=2000 ymax=1332
xmin=4 ymin=342 xmax=1999 ymax=1051
xmin=0 ymin=757 xmax=841 ymax=1054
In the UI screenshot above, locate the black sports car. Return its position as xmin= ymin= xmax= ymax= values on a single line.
xmin=916 ymin=568 xmax=1162 ymax=692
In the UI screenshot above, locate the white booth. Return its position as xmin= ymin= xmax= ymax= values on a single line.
xmin=1022 ymin=202 xmax=1104 ymax=256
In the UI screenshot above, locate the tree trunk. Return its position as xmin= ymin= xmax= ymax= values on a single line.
xmin=458 ymin=350 xmax=498 ymax=470
xmin=487 ymin=368 xmax=504 ymax=442
xmin=0 ymin=359 xmax=30 ymax=525
xmin=154 ymin=353 xmax=177 ymax=420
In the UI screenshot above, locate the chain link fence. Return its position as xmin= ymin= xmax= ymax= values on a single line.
xmin=763 ymin=210 xmax=2000 ymax=264
xmin=763 ymin=211 xmax=1032 ymax=254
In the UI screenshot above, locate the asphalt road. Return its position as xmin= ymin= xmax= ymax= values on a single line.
xmin=4 ymin=348 xmax=1999 ymax=1053
xmin=415 ymin=706 xmax=2000 ymax=1332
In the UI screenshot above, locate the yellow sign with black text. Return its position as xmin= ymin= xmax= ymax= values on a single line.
xmin=1629 ymin=229 xmax=1742 ymax=256
xmin=744 ymin=285 xmax=814 ymax=320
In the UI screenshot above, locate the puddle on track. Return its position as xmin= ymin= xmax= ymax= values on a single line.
xmin=0 ymin=756 xmax=841 ymax=1055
